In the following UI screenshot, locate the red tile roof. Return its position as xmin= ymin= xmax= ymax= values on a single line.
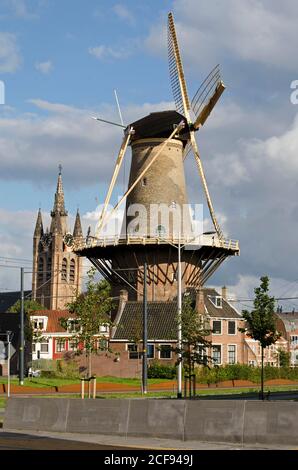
xmin=30 ymin=310 xmax=70 ymax=333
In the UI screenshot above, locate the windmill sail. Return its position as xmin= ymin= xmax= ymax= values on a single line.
xmin=168 ymin=12 xmax=191 ymax=119
xmin=191 ymin=64 xmax=225 ymax=129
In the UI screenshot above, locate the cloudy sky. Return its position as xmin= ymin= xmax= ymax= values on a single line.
xmin=1 ymin=0 xmax=298 ymax=310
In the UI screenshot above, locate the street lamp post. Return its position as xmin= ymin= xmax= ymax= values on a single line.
xmin=177 ymin=239 xmax=182 ymax=399
xmin=20 ymin=267 xmax=25 ymax=385
xmin=7 ymin=331 xmax=11 ymax=397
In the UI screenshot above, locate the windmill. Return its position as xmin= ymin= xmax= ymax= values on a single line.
xmin=74 ymin=12 xmax=239 ymax=303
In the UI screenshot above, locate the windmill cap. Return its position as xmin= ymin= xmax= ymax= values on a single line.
xmin=126 ymin=110 xmax=190 ymax=142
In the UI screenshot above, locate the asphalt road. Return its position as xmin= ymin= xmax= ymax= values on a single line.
xmin=0 ymin=431 xmax=138 ymax=450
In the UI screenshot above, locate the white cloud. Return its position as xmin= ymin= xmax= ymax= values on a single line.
xmin=0 ymin=98 xmax=173 ymax=188
xmin=113 ymin=4 xmax=135 ymax=25
xmin=35 ymin=60 xmax=53 ymax=74
xmin=0 ymin=32 xmax=21 ymax=73
xmin=146 ymin=0 xmax=298 ymax=70
xmin=88 ymin=45 xmax=131 ymax=60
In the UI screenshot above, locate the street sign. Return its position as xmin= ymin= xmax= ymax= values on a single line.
xmin=0 ymin=340 xmax=16 ymax=360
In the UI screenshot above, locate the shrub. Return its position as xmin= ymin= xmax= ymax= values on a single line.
xmin=40 ymin=370 xmax=57 ymax=378
xmin=148 ymin=360 xmax=176 ymax=379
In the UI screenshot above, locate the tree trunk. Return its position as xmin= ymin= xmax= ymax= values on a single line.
xmin=261 ymin=345 xmax=264 ymax=400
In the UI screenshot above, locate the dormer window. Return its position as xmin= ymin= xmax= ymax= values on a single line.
xmin=31 ymin=316 xmax=47 ymax=331
xmin=67 ymin=319 xmax=80 ymax=333
xmin=209 ymin=295 xmax=222 ymax=308
xmin=99 ymin=324 xmax=109 ymax=334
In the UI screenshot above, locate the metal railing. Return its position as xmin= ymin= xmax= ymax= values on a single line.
xmin=74 ymin=234 xmax=239 ymax=253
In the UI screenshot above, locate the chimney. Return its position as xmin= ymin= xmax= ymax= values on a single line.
xmin=196 ymin=288 xmax=205 ymax=315
xmin=222 ymin=286 xmax=228 ymax=300
xmin=119 ymin=289 xmax=128 ymax=303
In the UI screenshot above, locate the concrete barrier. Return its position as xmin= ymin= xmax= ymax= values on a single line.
xmin=4 ymin=398 xmax=298 ymax=446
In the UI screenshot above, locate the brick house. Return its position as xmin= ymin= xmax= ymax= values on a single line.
xmin=199 ymin=288 xmax=287 ymax=367
xmin=29 ymin=287 xmax=288 ymax=377
xmin=275 ymin=312 xmax=298 ymax=366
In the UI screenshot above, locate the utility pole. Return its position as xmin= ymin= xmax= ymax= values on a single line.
xmin=19 ymin=267 xmax=24 ymax=385
xmin=142 ymin=262 xmax=148 ymax=394
xmin=177 ymin=239 xmax=182 ymax=398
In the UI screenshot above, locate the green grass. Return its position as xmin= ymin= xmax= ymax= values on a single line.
xmin=0 ymin=377 xmax=80 ymax=388
xmin=0 ymin=376 xmax=170 ymax=388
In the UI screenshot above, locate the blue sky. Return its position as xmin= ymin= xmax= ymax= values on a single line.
xmin=1 ymin=0 xmax=298 ymax=308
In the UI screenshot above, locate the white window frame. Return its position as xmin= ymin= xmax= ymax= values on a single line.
xmin=40 ymin=339 xmax=49 ymax=354
xmin=99 ymin=324 xmax=109 ymax=334
xmin=227 ymin=344 xmax=237 ymax=364
xmin=56 ymin=339 xmax=66 ymax=353
xmin=209 ymin=295 xmax=222 ymax=308
xmin=212 ymin=320 xmax=222 ymax=335
xmin=127 ymin=343 xmax=140 ymax=360
xmin=147 ymin=343 xmax=155 ymax=359
xmin=228 ymin=320 xmax=236 ymax=335
xmin=212 ymin=344 xmax=222 ymax=365
xmin=159 ymin=344 xmax=172 ymax=360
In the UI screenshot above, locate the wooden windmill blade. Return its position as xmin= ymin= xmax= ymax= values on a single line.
xmin=191 ymin=64 xmax=226 ymax=130
xmin=190 ymin=133 xmax=224 ymax=240
xmin=95 ymin=128 xmax=133 ymax=237
xmin=168 ymin=12 xmax=191 ymax=121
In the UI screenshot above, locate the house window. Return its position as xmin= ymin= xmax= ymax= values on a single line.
xmin=212 ymin=320 xmax=222 ymax=335
xmin=209 ymin=296 xmax=222 ymax=308
xmin=98 ymin=338 xmax=108 ymax=351
xmin=212 ymin=345 xmax=221 ymax=365
xmin=160 ymin=344 xmax=172 ymax=359
xmin=290 ymin=335 xmax=298 ymax=346
xmin=249 ymin=360 xmax=256 ymax=366
xmin=67 ymin=319 xmax=80 ymax=333
xmin=69 ymin=340 xmax=78 ymax=351
xmin=228 ymin=321 xmax=236 ymax=335
xmin=99 ymin=324 xmax=109 ymax=334
xmin=56 ymin=339 xmax=66 ymax=352
xmin=32 ymin=343 xmax=36 ymax=353
xmin=33 ymin=319 xmax=44 ymax=330
xmin=228 ymin=345 xmax=236 ymax=364
xmin=62 ymin=258 xmax=67 ymax=281
xmin=128 ymin=344 xmax=140 ymax=359
xmin=147 ymin=344 xmax=155 ymax=359
xmin=198 ymin=345 xmax=208 ymax=365
xmin=69 ymin=259 xmax=75 ymax=283
xmin=40 ymin=339 xmax=49 ymax=353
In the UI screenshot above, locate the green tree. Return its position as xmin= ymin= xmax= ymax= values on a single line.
xmin=59 ymin=268 xmax=114 ymax=377
xmin=172 ymin=296 xmax=211 ymax=396
xmin=8 ymin=299 xmax=44 ymax=342
xmin=276 ymin=348 xmax=291 ymax=367
xmin=239 ymin=276 xmax=281 ymax=399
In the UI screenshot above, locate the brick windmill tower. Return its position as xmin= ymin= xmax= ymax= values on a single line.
xmin=74 ymin=13 xmax=239 ymax=302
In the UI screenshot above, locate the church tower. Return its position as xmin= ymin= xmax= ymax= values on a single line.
xmin=32 ymin=167 xmax=83 ymax=310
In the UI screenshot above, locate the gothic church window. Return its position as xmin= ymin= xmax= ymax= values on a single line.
xmin=62 ymin=258 xmax=68 ymax=281
xmin=70 ymin=259 xmax=75 ymax=283
xmin=38 ymin=257 xmax=44 ymax=282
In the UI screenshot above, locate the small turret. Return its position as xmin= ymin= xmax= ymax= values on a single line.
xmin=33 ymin=209 xmax=43 ymax=238
xmin=73 ymin=209 xmax=83 ymax=239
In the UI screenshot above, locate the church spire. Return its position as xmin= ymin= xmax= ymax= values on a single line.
xmin=34 ymin=208 xmax=44 ymax=238
xmin=51 ymin=165 xmax=68 ymax=217
xmin=73 ymin=209 xmax=83 ymax=238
